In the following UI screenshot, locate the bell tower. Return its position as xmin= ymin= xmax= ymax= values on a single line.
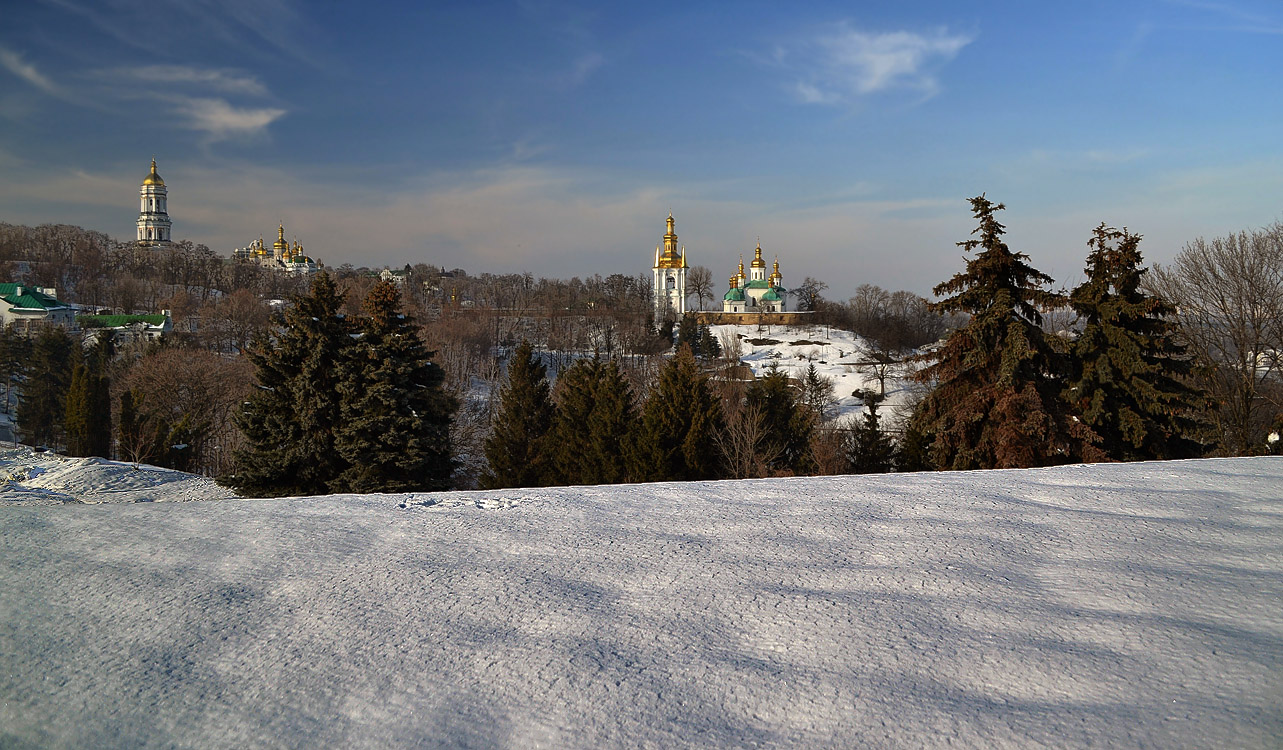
xmin=652 ymin=212 xmax=687 ymax=321
xmin=136 ymin=158 xmax=172 ymax=246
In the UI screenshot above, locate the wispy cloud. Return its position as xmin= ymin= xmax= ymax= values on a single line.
xmin=1162 ymin=0 xmax=1283 ymax=33
xmin=0 ymin=46 xmax=63 ymax=96
xmin=172 ymin=97 xmax=287 ymax=141
xmin=110 ymin=66 xmax=269 ymax=96
xmin=784 ymin=24 xmax=974 ymax=104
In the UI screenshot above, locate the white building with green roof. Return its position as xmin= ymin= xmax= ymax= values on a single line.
xmin=0 ymin=284 xmax=76 ymax=332
xmin=722 ymin=241 xmax=788 ymax=313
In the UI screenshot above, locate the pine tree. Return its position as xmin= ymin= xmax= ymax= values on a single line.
xmin=1067 ymin=225 xmax=1205 ymax=461
xmin=696 ymin=324 xmax=722 ymax=361
xmin=675 ymin=313 xmax=700 ymax=352
xmin=481 ymin=340 xmax=555 ymax=489
xmin=745 ymin=365 xmax=814 ymax=475
xmin=913 ymin=196 xmax=1101 ymax=470
xmin=332 ymin=280 xmax=457 ymax=493
xmin=801 ymin=363 xmax=836 ymax=422
xmin=633 ymin=345 xmax=724 ymax=481
xmin=64 ymin=359 xmax=91 ymax=456
xmin=225 ymin=271 xmax=354 ymax=496
xmin=86 ymin=339 xmax=113 ymax=458
xmin=547 ymin=358 xmax=636 ymax=485
xmin=16 ymin=326 xmax=74 ymax=450
xmin=847 ymin=389 xmax=895 ymax=474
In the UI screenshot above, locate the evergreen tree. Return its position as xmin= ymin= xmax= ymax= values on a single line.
xmin=696 ymin=324 xmax=722 ymax=361
xmin=675 ymin=313 xmax=700 ymax=352
xmin=548 ymin=358 xmax=636 ymax=485
xmin=86 ymin=338 xmax=113 ymax=458
xmin=633 ymin=345 xmax=724 ymax=481
xmin=332 ymin=280 xmax=457 ymax=493
xmin=481 ymin=340 xmax=555 ymax=489
xmin=64 ymin=359 xmax=91 ymax=456
xmin=1067 ymin=225 xmax=1205 ymax=461
xmin=0 ymin=325 xmax=31 ymax=416
xmin=745 ymin=365 xmax=814 ymax=474
xmin=225 ymin=271 xmax=354 ymax=496
xmin=847 ymin=389 xmax=895 ymax=473
xmin=16 ymin=326 xmax=74 ymax=450
xmin=800 ymin=363 xmax=836 ymax=422
xmin=913 ymin=196 xmax=1101 ymax=469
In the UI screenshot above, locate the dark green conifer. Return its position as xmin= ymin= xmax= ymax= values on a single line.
xmin=847 ymin=389 xmax=895 ymax=474
xmin=332 ymin=280 xmax=457 ymax=493
xmin=745 ymin=365 xmax=814 ymax=474
xmin=225 ymin=271 xmax=353 ymax=496
xmin=64 ymin=359 xmax=91 ymax=456
xmin=17 ymin=326 xmax=74 ymax=450
xmin=913 ymin=196 xmax=1101 ymax=469
xmin=1067 ymin=225 xmax=1205 ymax=461
xmin=633 ymin=345 xmax=724 ymax=481
xmin=481 ymin=340 xmax=555 ymax=489
xmin=548 ymin=358 xmax=636 ymax=485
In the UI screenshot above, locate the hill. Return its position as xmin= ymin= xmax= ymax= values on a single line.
xmin=1 ymin=453 xmax=1281 ymax=748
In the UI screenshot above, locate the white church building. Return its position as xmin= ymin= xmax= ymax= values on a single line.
xmin=136 ymin=158 xmax=172 ymax=246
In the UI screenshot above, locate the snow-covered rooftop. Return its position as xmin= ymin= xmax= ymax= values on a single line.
xmin=2 ymin=452 xmax=1281 ymax=747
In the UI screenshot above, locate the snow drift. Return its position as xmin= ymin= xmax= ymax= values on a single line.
xmin=1 ymin=454 xmax=1281 ymax=748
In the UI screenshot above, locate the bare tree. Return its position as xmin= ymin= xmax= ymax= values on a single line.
xmin=1148 ymin=223 xmax=1283 ymax=455
xmin=687 ymin=265 xmax=713 ymax=311
xmin=715 ymin=401 xmax=782 ymax=479
xmin=792 ymin=276 xmax=828 ymax=312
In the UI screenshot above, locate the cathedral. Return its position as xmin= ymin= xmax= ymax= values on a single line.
xmin=232 ymin=224 xmax=319 ymax=275
xmin=136 ymin=158 xmax=172 ymax=246
xmin=652 ymin=212 xmax=687 ymax=321
xmin=722 ymin=241 xmax=787 ymax=313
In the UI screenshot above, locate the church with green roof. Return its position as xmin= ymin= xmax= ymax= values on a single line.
xmin=722 ymin=241 xmax=788 ymax=313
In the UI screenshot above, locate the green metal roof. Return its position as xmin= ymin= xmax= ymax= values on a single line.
xmin=0 ymin=283 xmax=67 ymax=311
xmin=761 ymin=288 xmax=783 ymax=301
xmin=744 ymin=279 xmax=772 ymax=289
xmin=723 ymin=288 xmax=746 ymax=301
xmin=77 ymin=314 xmax=168 ymax=328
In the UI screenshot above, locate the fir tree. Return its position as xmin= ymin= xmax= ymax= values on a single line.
xmin=225 ymin=271 xmax=354 ymax=496
xmin=633 ymin=345 xmax=724 ymax=481
xmin=745 ymin=365 xmax=814 ymax=475
xmin=1067 ymin=225 xmax=1205 ymax=461
xmin=16 ymin=326 xmax=74 ymax=450
xmin=481 ymin=340 xmax=555 ymax=489
xmin=847 ymin=389 xmax=895 ymax=474
xmin=801 ymin=363 xmax=836 ymax=422
xmin=675 ymin=313 xmax=700 ymax=352
xmin=64 ymin=359 xmax=91 ymax=456
xmin=86 ymin=339 xmax=113 ymax=458
xmin=332 ymin=280 xmax=457 ymax=493
xmin=913 ymin=196 xmax=1101 ymax=470
xmin=696 ymin=324 xmax=722 ymax=361
xmin=548 ymin=358 xmax=636 ymax=485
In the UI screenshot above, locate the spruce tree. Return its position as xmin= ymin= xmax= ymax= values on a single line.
xmin=17 ymin=326 xmax=74 ymax=450
xmin=64 ymin=359 xmax=91 ymax=456
xmin=332 ymin=280 xmax=457 ymax=493
xmin=225 ymin=271 xmax=354 ymax=496
xmin=481 ymin=340 xmax=555 ymax=489
xmin=913 ymin=196 xmax=1101 ymax=470
xmin=87 ymin=339 xmax=113 ymax=458
xmin=745 ymin=365 xmax=814 ymax=475
xmin=1067 ymin=225 xmax=1205 ymax=461
xmin=547 ymin=358 xmax=636 ymax=485
xmin=847 ymin=389 xmax=895 ymax=474
xmin=633 ymin=345 xmax=724 ymax=481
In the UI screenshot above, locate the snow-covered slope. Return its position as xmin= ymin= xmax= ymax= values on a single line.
xmin=2 ymin=458 xmax=1282 ymax=748
xmin=0 ymin=447 xmax=233 ymax=505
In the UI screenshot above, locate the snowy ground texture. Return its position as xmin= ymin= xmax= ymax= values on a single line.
xmin=2 ymin=456 xmax=1282 ymax=748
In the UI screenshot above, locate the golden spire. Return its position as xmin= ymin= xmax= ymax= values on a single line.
xmin=142 ymin=157 xmax=165 ymax=186
xmin=737 ymin=255 xmax=745 ymax=275
xmin=751 ymin=239 xmax=766 ymax=268
xmin=274 ymin=223 xmax=288 ymax=251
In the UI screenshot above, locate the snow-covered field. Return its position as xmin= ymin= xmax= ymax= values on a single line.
xmin=711 ymin=323 xmax=916 ymax=421
xmin=1 ymin=449 xmax=1281 ymax=748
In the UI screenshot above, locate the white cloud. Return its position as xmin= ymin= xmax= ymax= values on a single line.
xmin=110 ymin=66 xmax=269 ymax=96
xmin=789 ymin=25 xmax=974 ymax=104
xmin=0 ymin=46 xmax=62 ymax=96
xmin=172 ymin=97 xmax=287 ymax=140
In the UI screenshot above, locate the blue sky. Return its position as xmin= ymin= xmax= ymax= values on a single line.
xmin=1 ymin=0 xmax=1280 ymax=298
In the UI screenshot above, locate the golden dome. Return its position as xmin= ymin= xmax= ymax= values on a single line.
xmin=273 ymin=223 xmax=288 ymax=251
xmin=750 ymin=240 xmax=766 ymax=268
xmin=142 ymin=158 xmax=165 ymax=186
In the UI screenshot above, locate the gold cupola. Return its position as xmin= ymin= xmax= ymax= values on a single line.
xmin=273 ymin=223 xmax=288 ymax=251
xmin=769 ymin=257 xmax=782 ymax=286
xmin=142 ymin=158 xmax=165 ymax=186
xmin=656 ymin=212 xmax=684 ymax=269
xmin=751 ymin=240 xmax=766 ymax=268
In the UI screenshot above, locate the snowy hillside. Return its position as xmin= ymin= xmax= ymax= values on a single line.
xmin=711 ymin=323 xmax=918 ymax=421
xmin=2 ymin=454 xmax=1281 ymax=748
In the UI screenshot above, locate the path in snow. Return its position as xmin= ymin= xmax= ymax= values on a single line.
xmin=1 ymin=459 xmax=1281 ymax=748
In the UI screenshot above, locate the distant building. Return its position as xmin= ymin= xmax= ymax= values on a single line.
xmin=652 ymin=212 xmax=687 ymax=321
xmin=136 ymin=159 xmax=172 ymax=246
xmin=380 ymin=268 xmax=409 ymax=286
xmin=723 ymin=241 xmax=787 ymax=313
xmin=0 ymin=283 xmax=76 ymax=332
xmin=232 ymin=223 xmax=319 ymax=275
xmin=77 ymin=312 xmax=172 ymax=343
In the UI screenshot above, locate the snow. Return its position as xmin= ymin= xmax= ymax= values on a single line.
xmin=711 ymin=323 xmax=917 ymax=420
xmin=0 ymin=447 xmax=234 ymax=505
xmin=1 ymin=451 xmax=1281 ymax=748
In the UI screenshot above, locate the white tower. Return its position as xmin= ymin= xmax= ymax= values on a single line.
xmin=136 ymin=158 xmax=172 ymax=246
xmin=652 ymin=212 xmax=687 ymax=321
